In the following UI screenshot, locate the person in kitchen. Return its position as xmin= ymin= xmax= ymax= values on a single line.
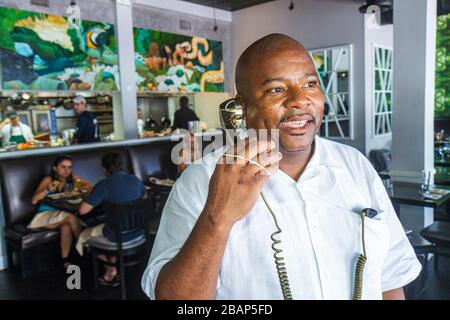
xmin=0 ymin=111 xmax=34 ymax=147
xmin=71 ymin=96 xmax=100 ymax=144
xmin=172 ymin=96 xmax=199 ymax=132
xmin=137 ymin=108 xmax=145 ymax=137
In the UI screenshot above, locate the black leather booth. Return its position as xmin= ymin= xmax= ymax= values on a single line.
xmin=0 ymin=140 xmax=179 ymax=278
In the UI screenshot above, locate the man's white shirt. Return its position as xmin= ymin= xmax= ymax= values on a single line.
xmin=142 ymin=136 xmax=421 ymax=300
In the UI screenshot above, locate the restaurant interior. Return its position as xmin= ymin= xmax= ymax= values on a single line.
xmin=0 ymin=0 xmax=449 ymax=300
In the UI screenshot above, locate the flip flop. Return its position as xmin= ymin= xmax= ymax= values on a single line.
xmin=98 ymin=274 xmax=120 ymax=287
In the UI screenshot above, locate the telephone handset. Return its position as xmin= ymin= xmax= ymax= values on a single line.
xmin=218 ymin=97 xmax=370 ymax=300
xmin=219 ymin=97 xmax=294 ymax=299
xmin=219 ymin=98 xmax=271 ymax=175
xmin=219 ymin=97 xmax=244 ymax=131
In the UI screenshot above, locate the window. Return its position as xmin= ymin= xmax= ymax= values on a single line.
xmin=373 ymin=45 xmax=393 ymax=136
xmin=309 ymin=45 xmax=353 ymax=139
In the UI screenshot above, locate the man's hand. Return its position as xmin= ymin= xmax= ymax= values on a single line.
xmin=154 ymin=138 xmax=281 ymax=300
xmin=203 ymin=138 xmax=281 ymax=227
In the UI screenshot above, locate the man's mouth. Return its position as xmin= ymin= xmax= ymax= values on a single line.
xmin=278 ymin=115 xmax=315 ymax=132
xmin=279 ymin=119 xmax=311 ymax=129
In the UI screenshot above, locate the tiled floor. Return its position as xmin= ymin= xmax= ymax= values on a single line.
xmin=0 ymin=253 xmax=150 ymax=300
xmin=0 ymin=254 xmax=449 ymax=300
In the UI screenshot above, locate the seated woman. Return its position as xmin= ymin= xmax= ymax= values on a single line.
xmin=30 ymin=155 xmax=93 ymax=269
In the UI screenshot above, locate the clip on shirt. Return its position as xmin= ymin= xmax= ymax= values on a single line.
xmin=360 ymin=208 xmax=379 ymax=219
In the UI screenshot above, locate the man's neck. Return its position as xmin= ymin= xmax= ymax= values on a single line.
xmin=278 ymin=142 xmax=315 ymax=181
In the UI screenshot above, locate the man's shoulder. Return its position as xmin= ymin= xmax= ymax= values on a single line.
xmin=176 ymin=147 xmax=225 ymax=187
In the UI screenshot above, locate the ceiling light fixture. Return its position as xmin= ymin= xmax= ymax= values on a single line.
xmin=289 ymin=0 xmax=294 ymax=11
xmin=213 ymin=6 xmax=218 ymax=32
xmin=66 ymin=1 xmax=81 ymax=29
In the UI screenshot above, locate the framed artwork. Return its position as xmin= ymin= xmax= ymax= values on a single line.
xmin=0 ymin=6 xmax=119 ymax=91
xmin=16 ymin=110 xmax=31 ymax=127
xmin=133 ymin=28 xmax=224 ymax=93
xmin=32 ymin=110 xmax=50 ymax=134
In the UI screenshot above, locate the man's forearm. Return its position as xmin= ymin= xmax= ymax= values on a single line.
xmin=383 ymin=287 xmax=405 ymax=300
xmin=155 ymin=209 xmax=233 ymax=300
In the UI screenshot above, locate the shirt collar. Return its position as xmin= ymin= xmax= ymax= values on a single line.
xmin=272 ymin=135 xmax=343 ymax=184
xmin=306 ymin=136 xmax=343 ymax=170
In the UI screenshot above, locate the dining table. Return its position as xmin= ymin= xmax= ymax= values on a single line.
xmin=387 ymin=181 xmax=450 ymax=218
xmin=38 ymin=191 xmax=106 ymax=226
xmin=38 ymin=191 xmax=85 ymax=214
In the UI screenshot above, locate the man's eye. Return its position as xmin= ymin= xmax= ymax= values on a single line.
xmin=304 ymin=80 xmax=318 ymax=88
xmin=269 ymin=87 xmax=284 ymax=93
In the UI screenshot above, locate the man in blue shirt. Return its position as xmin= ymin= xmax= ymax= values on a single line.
xmin=72 ymin=96 xmax=99 ymax=144
xmin=76 ymin=152 xmax=146 ymax=285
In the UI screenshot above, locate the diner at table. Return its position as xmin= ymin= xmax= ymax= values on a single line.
xmin=30 ymin=155 xmax=93 ymax=269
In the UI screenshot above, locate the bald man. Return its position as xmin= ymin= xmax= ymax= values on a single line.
xmin=142 ymin=34 xmax=421 ymax=300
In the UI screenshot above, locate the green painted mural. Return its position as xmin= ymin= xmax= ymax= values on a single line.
xmin=435 ymin=13 xmax=450 ymax=118
xmin=133 ymin=28 xmax=224 ymax=93
xmin=0 ymin=6 xmax=119 ymax=91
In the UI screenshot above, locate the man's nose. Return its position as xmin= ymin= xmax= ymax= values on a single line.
xmin=285 ymin=87 xmax=311 ymax=110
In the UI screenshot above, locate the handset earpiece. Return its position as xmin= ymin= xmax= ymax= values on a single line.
xmin=219 ymin=97 xmax=244 ymax=130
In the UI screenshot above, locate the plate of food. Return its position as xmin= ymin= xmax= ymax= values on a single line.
xmin=46 ymin=190 xmax=82 ymax=200
xmin=149 ymin=177 xmax=175 ymax=187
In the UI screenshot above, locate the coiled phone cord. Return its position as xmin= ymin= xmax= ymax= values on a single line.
xmin=353 ymin=211 xmax=367 ymax=300
xmin=262 ymin=192 xmax=368 ymax=300
xmin=260 ymin=192 xmax=293 ymax=300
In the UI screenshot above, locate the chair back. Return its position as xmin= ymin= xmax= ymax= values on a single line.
xmin=103 ymin=196 xmax=155 ymax=247
xmin=368 ymin=149 xmax=391 ymax=173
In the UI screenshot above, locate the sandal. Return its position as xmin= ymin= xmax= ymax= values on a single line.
xmin=98 ymin=274 xmax=120 ymax=287
xmin=61 ymin=257 xmax=73 ymax=270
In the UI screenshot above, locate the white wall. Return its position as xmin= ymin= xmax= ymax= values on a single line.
xmin=364 ymin=18 xmax=393 ymax=154
xmin=390 ymin=0 xmax=437 ymax=232
xmin=391 ymin=0 xmax=436 ymax=182
xmin=194 ymin=92 xmax=233 ymax=129
xmin=231 ymin=0 xmax=366 ymax=152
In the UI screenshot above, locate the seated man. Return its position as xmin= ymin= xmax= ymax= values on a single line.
xmin=76 ymin=151 xmax=146 ymax=286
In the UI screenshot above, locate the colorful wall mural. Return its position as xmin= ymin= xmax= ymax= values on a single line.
xmin=435 ymin=13 xmax=450 ymax=118
xmin=134 ymin=28 xmax=224 ymax=92
xmin=0 ymin=6 xmax=119 ymax=91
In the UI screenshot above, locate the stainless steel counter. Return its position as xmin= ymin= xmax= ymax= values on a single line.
xmin=0 ymin=129 xmax=223 ymax=160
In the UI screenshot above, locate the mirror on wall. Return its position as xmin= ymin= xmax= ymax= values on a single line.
xmin=373 ymin=45 xmax=393 ymax=136
xmin=309 ymin=44 xmax=353 ymax=139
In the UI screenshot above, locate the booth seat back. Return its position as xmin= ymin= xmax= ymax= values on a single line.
xmin=0 ymin=148 xmax=131 ymax=227
xmin=127 ymin=141 xmax=178 ymax=182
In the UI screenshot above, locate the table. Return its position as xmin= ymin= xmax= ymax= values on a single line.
xmin=388 ymin=182 xmax=450 ymax=217
xmin=38 ymin=196 xmax=82 ymax=213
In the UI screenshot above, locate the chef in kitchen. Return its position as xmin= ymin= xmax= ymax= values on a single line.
xmin=0 ymin=111 xmax=34 ymax=147
xmin=71 ymin=96 xmax=100 ymax=144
